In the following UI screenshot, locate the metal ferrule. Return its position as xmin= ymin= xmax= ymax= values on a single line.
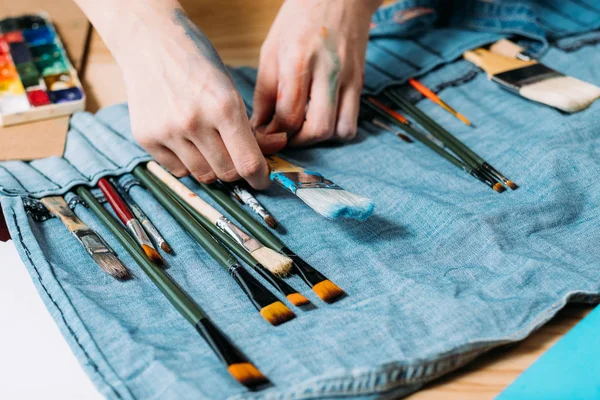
xmin=272 ymin=171 xmax=343 ymax=193
xmin=492 ymin=63 xmax=562 ymax=93
xmin=126 ymin=219 xmax=154 ymax=247
xmin=215 ymin=216 xmax=262 ymax=253
xmin=72 ymin=229 xmax=114 ymax=256
xmin=141 ymin=219 xmax=165 ymax=247
xmin=482 ymin=163 xmax=510 ymax=184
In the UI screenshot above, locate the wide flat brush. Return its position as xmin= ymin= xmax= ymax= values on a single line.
xmin=133 ymin=165 xmax=296 ymax=326
xmin=40 ymin=196 xmax=130 ymax=280
xmin=97 ymin=178 xmax=164 ymax=265
xmin=147 ymin=161 xmax=292 ymax=277
xmin=111 ymin=178 xmax=173 ymax=254
xmin=228 ymin=182 xmax=278 ymax=229
xmin=198 ymin=181 xmax=346 ymax=304
xmin=384 ymin=91 xmax=516 ymax=190
xmin=148 ymin=171 xmax=310 ymax=308
xmin=266 ymin=155 xmax=374 ymax=221
xmin=464 ymin=47 xmax=600 ymax=113
xmin=76 ymin=186 xmax=269 ymax=389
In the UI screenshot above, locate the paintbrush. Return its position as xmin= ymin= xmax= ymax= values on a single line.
xmin=265 ymin=155 xmax=374 ymax=221
xmin=146 ymin=161 xmax=292 ymax=276
xmin=97 ymin=177 xmax=164 ymax=265
xmin=133 ymin=165 xmax=296 ymax=325
xmin=145 ymin=169 xmax=310 ymax=308
xmin=464 ymin=47 xmax=600 ymax=113
xmin=371 ymin=118 xmax=414 ymax=143
xmin=227 ymin=182 xmax=278 ymax=229
xmin=364 ymin=99 xmax=502 ymax=191
xmin=408 ymin=78 xmax=472 ymax=126
xmin=197 ymin=181 xmax=346 ymax=304
xmin=111 ymin=178 xmax=173 ymax=254
xmin=76 ymin=187 xmax=269 ymax=389
xmin=40 ymin=196 xmax=131 ymax=280
xmin=384 ymin=91 xmax=516 ymax=190
xmin=489 ymin=39 xmax=534 ymax=61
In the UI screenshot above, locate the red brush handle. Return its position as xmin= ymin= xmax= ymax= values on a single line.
xmin=97 ymin=178 xmax=134 ymax=225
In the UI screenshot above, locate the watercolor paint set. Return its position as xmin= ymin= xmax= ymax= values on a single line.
xmin=0 ymin=13 xmax=85 ymax=127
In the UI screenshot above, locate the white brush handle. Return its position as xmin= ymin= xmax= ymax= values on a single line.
xmin=147 ymin=161 xmax=223 ymax=224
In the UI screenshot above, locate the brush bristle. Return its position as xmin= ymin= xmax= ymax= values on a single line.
xmin=264 ymin=215 xmax=278 ymax=229
xmin=227 ymin=363 xmax=269 ymax=388
xmin=312 ymin=280 xmax=345 ymax=304
xmin=259 ymin=301 xmax=296 ymax=326
xmin=520 ymin=75 xmax=600 ymax=113
xmin=506 ymin=180 xmax=518 ymax=190
xmin=251 ymin=246 xmax=293 ymax=276
xmin=493 ymin=183 xmax=506 ymax=193
xmin=142 ymin=244 xmax=164 ymax=266
xmin=398 ymin=133 xmax=414 ymax=143
xmin=296 ymin=188 xmax=374 ymax=221
xmin=286 ymin=292 xmax=310 ymax=307
xmin=160 ymin=241 xmax=173 ymax=254
xmin=92 ymin=253 xmax=131 ymax=280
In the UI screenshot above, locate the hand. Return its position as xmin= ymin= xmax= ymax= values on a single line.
xmin=117 ymin=9 xmax=287 ymax=189
xmin=252 ymin=0 xmax=382 ymax=146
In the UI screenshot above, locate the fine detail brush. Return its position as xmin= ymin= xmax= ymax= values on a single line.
xmin=111 ymin=178 xmax=173 ymax=254
xmin=464 ymin=47 xmax=600 ymax=113
xmin=76 ymin=187 xmax=269 ymax=389
xmin=364 ymin=98 xmax=502 ymax=192
xmin=197 ymin=181 xmax=346 ymax=304
xmin=371 ymin=118 xmax=414 ymax=143
xmin=40 ymin=196 xmax=131 ymax=280
xmin=147 ymin=161 xmax=292 ymax=277
xmin=97 ymin=177 xmax=164 ymax=265
xmin=146 ymin=169 xmax=310 ymax=308
xmin=227 ymin=182 xmax=278 ymax=229
xmin=265 ymin=155 xmax=374 ymax=221
xmin=133 ymin=165 xmax=296 ymax=325
xmin=408 ymin=78 xmax=472 ymax=126
xmin=384 ymin=91 xmax=517 ymax=190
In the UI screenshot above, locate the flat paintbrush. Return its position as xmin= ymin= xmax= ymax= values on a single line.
xmin=384 ymin=91 xmax=517 ymax=190
xmin=76 ymin=186 xmax=269 ymax=389
xmin=111 ymin=178 xmax=173 ymax=254
xmin=40 ymin=196 xmax=131 ymax=280
xmin=198 ymin=181 xmax=346 ymax=304
xmin=227 ymin=182 xmax=278 ymax=229
xmin=97 ymin=178 xmax=164 ymax=265
xmin=133 ymin=165 xmax=296 ymax=326
xmin=145 ymin=169 xmax=310 ymax=308
xmin=266 ymin=155 xmax=374 ymax=221
xmin=146 ymin=161 xmax=292 ymax=277
xmin=364 ymin=98 xmax=502 ymax=191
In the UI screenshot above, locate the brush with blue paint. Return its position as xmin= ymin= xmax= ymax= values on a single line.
xmin=265 ymin=156 xmax=374 ymax=221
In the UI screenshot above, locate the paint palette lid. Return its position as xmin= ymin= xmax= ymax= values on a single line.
xmin=0 ymin=12 xmax=85 ymax=127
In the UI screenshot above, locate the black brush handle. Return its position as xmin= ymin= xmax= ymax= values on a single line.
xmin=281 ymin=247 xmax=328 ymax=288
xmin=230 ymin=265 xmax=280 ymax=311
xmin=195 ymin=317 xmax=247 ymax=365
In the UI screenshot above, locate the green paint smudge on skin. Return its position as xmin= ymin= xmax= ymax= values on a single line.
xmin=172 ymin=8 xmax=228 ymax=74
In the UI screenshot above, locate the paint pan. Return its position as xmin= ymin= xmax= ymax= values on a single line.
xmin=0 ymin=13 xmax=85 ymax=127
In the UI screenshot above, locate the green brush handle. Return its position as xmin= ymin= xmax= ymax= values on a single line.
xmin=198 ymin=181 xmax=286 ymax=252
xmin=76 ymin=186 xmax=205 ymax=325
xmin=133 ymin=167 xmax=239 ymax=271
xmin=151 ymin=178 xmax=299 ymax=297
xmin=385 ymin=91 xmax=483 ymax=167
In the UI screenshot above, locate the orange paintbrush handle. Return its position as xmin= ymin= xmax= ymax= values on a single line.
xmin=367 ymin=97 xmax=409 ymax=125
xmin=408 ymin=78 xmax=441 ymax=103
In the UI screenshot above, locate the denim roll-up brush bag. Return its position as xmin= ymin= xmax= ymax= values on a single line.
xmin=2 ymin=1 xmax=600 ymax=398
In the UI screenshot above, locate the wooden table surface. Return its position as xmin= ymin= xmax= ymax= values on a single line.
xmin=20 ymin=0 xmax=597 ymax=398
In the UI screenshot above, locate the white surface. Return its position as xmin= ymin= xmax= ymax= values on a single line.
xmin=0 ymin=240 xmax=103 ymax=400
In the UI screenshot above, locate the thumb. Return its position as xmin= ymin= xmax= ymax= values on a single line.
xmin=256 ymin=131 xmax=288 ymax=155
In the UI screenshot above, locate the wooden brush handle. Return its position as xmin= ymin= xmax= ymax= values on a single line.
xmin=98 ymin=177 xmax=135 ymax=224
xmin=266 ymin=156 xmax=305 ymax=173
xmin=41 ymin=196 xmax=88 ymax=232
xmin=463 ymin=48 xmax=536 ymax=76
xmin=408 ymin=79 xmax=441 ymax=103
xmin=146 ymin=161 xmax=223 ymax=224
xmin=489 ymin=39 xmax=525 ymax=59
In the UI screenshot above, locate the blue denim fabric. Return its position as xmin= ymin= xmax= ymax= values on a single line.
xmin=1 ymin=1 xmax=600 ymax=399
